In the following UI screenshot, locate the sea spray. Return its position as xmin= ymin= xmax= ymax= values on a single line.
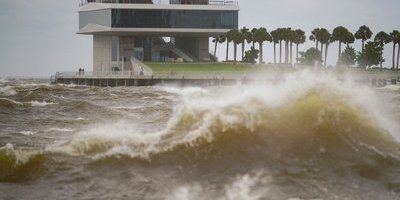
xmin=50 ymin=70 xmax=400 ymax=161
xmin=1 ymin=73 xmax=400 ymax=199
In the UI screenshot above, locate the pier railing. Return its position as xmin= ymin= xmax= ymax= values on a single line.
xmin=79 ymin=0 xmax=238 ymax=6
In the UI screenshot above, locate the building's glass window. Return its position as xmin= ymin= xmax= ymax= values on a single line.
xmin=112 ymin=36 xmax=119 ymax=61
xmin=79 ymin=9 xmax=111 ymax=29
xmin=112 ymin=9 xmax=238 ymax=29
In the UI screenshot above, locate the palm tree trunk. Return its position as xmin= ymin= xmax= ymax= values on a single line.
xmin=361 ymin=40 xmax=365 ymax=52
xmin=380 ymin=42 xmax=383 ymax=68
xmin=296 ymin=44 xmax=299 ymax=64
xmin=226 ymin=41 xmax=229 ymax=62
xmin=316 ymin=41 xmax=319 ymax=49
xmin=234 ymin=43 xmax=237 ymax=63
xmin=338 ymin=42 xmax=342 ymax=65
xmin=325 ymin=43 xmax=329 ymax=67
xmin=241 ymin=42 xmax=245 ymax=61
xmin=290 ymin=42 xmax=293 ymax=65
xmin=397 ymin=44 xmax=400 ymax=70
xmin=273 ymin=43 xmax=276 ymax=64
xmin=279 ymin=41 xmax=282 ymax=64
xmin=285 ymin=41 xmax=289 ymax=64
xmin=252 ymin=41 xmax=255 ymax=49
xmin=259 ymin=42 xmax=263 ymax=65
xmin=214 ymin=41 xmax=218 ymax=58
xmin=392 ymin=43 xmax=396 ymax=69
xmin=320 ymin=43 xmax=324 ymax=57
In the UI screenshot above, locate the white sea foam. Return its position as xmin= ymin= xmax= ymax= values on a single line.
xmin=49 ymin=70 xmax=400 ymax=159
xmin=18 ymin=131 xmax=35 ymax=136
xmin=46 ymin=128 xmax=74 ymax=133
xmin=0 ymin=143 xmax=14 ymax=151
xmin=0 ymin=86 xmax=17 ymax=96
xmin=74 ymin=117 xmax=86 ymax=121
xmin=165 ymin=172 xmax=271 ymax=200
xmin=110 ymin=106 xmax=142 ymax=110
xmin=382 ymin=84 xmax=400 ymax=91
xmin=160 ymin=86 xmax=208 ymax=96
xmin=30 ymin=101 xmax=57 ymax=107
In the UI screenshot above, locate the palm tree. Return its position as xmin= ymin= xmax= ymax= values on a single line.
xmin=310 ymin=28 xmax=321 ymax=49
xmin=254 ymin=27 xmax=272 ymax=64
xmin=331 ymin=26 xmax=351 ymax=64
xmin=374 ymin=31 xmax=391 ymax=68
xmin=293 ymin=29 xmax=306 ymax=64
xmin=212 ymin=35 xmax=226 ymax=58
xmin=231 ymin=29 xmax=242 ymax=63
xmin=288 ymin=30 xmax=297 ymax=65
xmin=240 ymin=27 xmax=250 ymax=61
xmin=389 ymin=30 xmax=399 ymax=69
xmin=250 ymin=28 xmax=258 ymax=48
xmin=344 ymin=32 xmax=355 ymax=48
xmin=271 ymin=29 xmax=280 ymax=64
xmin=282 ymin=28 xmax=292 ymax=64
xmin=276 ymin=28 xmax=284 ymax=64
xmin=319 ymin=29 xmax=331 ymax=67
xmin=226 ymin=29 xmax=235 ymax=61
xmin=354 ymin=25 xmax=373 ymax=52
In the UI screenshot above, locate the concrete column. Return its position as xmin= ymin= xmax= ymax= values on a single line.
xmin=93 ymin=35 xmax=112 ymax=76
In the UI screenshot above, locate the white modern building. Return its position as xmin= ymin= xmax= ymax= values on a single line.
xmin=78 ymin=0 xmax=239 ymax=75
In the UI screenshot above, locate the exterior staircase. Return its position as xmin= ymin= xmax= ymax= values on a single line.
xmin=131 ymin=56 xmax=153 ymax=76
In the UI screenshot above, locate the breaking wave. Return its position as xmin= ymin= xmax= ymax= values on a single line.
xmin=0 ymin=144 xmax=46 ymax=182
xmin=0 ymin=85 xmax=17 ymax=96
xmin=51 ymin=71 xmax=400 ymax=169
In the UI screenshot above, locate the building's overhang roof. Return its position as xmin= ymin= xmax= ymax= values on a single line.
xmin=79 ymin=2 xmax=239 ymax=12
xmin=78 ymin=24 xmax=230 ymax=37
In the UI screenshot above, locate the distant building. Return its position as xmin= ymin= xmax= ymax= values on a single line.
xmin=78 ymin=0 xmax=239 ymax=75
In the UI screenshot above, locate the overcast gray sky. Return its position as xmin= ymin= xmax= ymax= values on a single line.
xmin=0 ymin=0 xmax=399 ymax=76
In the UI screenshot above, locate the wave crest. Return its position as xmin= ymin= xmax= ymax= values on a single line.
xmin=0 ymin=144 xmax=46 ymax=182
xmin=51 ymin=73 xmax=400 ymax=167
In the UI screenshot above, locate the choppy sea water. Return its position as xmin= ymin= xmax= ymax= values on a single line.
xmin=1 ymin=71 xmax=400 ymax=200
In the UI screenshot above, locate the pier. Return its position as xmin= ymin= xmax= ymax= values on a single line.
xmin=51 ymin=70 xmax=400 ymax=87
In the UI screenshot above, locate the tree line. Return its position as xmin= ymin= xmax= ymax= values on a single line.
xmin=212 ymin=26 xmax=400 ymax=70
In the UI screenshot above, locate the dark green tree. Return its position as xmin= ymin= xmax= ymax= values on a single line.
xmin=253 ymin=27 xmax=272 ymax=64
xmin=357 ymin=42 xmax=383 ymax=68
xmin=339 ymin=46 xmax=357 ymax=66
xmin=298 ymin=47 xmax=323 ymax=66
xmin=374 ymin=31 xmax=391 ymax=68
xmin=244 ymin=47 xmax=259 ymax=64
xmin=355 ymin=25 xmax=373 ymax=52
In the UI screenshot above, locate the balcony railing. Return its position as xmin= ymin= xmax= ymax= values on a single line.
xmin=79 ymin=0 xmax=238 ymax=7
